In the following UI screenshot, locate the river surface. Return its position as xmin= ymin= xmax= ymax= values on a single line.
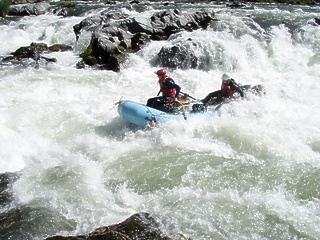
xmin=0 ymin=1 xmax=320 ymax=239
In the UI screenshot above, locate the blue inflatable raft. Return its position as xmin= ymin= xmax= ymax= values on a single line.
xmin=117 ymin=85 xmax=266 ymax=127
xmin=117 ymin=100 xmax=219 ymax=127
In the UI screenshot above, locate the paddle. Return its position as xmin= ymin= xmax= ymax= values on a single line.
xmin=180 ymin=91 xmax=200 ymax=101
xmin=214 ymin=102 xmax=224 ymax=110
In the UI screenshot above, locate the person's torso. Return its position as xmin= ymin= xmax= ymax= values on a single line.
xmin=159 ymin=76 xmax=176 ymax=96
xmin=221 ymin=80 xmax=237 ymax=96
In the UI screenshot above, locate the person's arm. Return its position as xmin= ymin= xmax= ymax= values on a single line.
xmin=230 ymin=80 xmax=244 ymax=98
xmin=166 ymin=80 xmax=181 ymax=98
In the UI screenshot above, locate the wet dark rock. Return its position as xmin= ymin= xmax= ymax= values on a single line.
xmin=11 ymin=42 xmax=48 ymax=59
xmin=73 ymin=10 xmax=130 ymax=40
xmin=227 ymin=1 xmax=248 ymax=8
xmin=0 ymin=172 xmax=19 ymax=208
xmin=131 ymin=32 xmax=151 ymax=51
xmin=0 ymin=17 xmax=10 ymax=25
xmin=45 ymin=212 xmax=172 ymax=240
xmin=157 ymin=45 xmax=198 ymax=70
xmin=0 ymin=205 xmax=76 ymax=239
xmin=130 ymin=0 xmax=141 ymax=4
xmin=155 ymin=37 xmax=216 ymax=70
xmin=2 ymin=42 xmax=72 ymax=64
xmin=52 ymin=2 xmax=79 ymax=17
xmin=48 ymin=44 xmax=73 ymax=52
xmin=75 ymin=8 xmax=216 ymax=71
xmin=12 ymin=0 xmax=41 ymax=3
xmin=9 ymin=2 xmax=50 ymax=16
xmin=76 ymin=60 xmax=86 ymax=69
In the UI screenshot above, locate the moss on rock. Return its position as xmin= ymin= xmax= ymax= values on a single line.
xmin=57 ymin=1 xmax=77 ymax=8
xmin=80 ymin=44 xmax=99 ymax=66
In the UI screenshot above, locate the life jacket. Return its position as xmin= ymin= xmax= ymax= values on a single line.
xmin=221 ymin=79 xmax=237 ymax=97
xmin=159 ymin=76 xmax=176 ymax=97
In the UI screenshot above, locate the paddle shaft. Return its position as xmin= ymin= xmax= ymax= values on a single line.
xmin=180 ymin=91 xmax=199 ymax=101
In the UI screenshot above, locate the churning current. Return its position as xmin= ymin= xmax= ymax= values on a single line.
xmin=0 ymin=1 xmax=320 ymax=239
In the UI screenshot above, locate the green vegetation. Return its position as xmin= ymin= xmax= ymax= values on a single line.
xmin=85 ymin=55 xmax=98 ymax=65
xmin=109 ymin=45 xmax=125 ymax=55
xmin=0 ymin=0 xmax=11 ymax=18
xmin=12 ymin=0 xmax=37 ymax=3
xmin=247 ymin=0 xmax=317 ymax=4
xmin=57 ymin=1 xmax=77 ymax=8
xmin=80 ymin=44 xmax=98 ymax=66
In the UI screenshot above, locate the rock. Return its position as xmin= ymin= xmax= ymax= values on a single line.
xmin=76 ymin=60 xmax=86 ymax=69
xmin=2 ymin=56 xmax=20 ymax=62
xmin=9 ymin=2 xmax=51 ymax=16
xmin=155 ymin=37 xmax=218 ymax=70
xmin=75 ymin=8 xmax=216 ymax=71
xmin=52 ymin=2 xmax=78 ymax=17
xmin=45 ymin=212 xmax=172 ymax=240
xmin=2 ymin=42 xmax=72 ymax=64
xmin=157 ymin=45 xmax=198 ymax=70
xmin=11 ymin=42 xmax=48 ymax=59
xmin=227 ymin=1 xmax=247 ymax=8
xmin=0 ymin=172 xmax=19 ymax=208
xmin=48 ymin=44 xmax=73 ymax=52
xmin=130 ymin=0 xmax=140 ymax=4
xmin=12 ymin=0 xmax=40 ymax=3
xmin=0 ymin=17 xmax=10 ymax=25
xmin=0 ymin=205 xmax=76 ymax=239
xmin=41 ymin=56 xmax=58 ymax=63
xmin=73 ymin=10 xmax=130 ymax=40
xmin=131 ymin=32 xmax=151 ymax=51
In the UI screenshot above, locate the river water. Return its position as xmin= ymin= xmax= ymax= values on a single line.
xmin=0 ymin=1 xmax=320 ymax=239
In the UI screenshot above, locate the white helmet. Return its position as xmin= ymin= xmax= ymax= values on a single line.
xmin=221 ymin=73 xmax=231 ymax=81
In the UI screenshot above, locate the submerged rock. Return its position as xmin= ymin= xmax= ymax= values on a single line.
xmin=45 ymin=212 xmax=172 ymax=240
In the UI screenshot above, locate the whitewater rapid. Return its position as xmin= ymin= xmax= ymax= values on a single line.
xmin=0 ymin=1 xmax=320 ymax=239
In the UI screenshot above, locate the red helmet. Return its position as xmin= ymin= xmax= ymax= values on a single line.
xmin=156 ymin=69 xmax=166 ymax=75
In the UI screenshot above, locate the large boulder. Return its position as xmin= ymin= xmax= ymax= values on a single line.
xmin=9 ymin=2 xmax=50 ymax=16
xmin=73 ymin=10 xmax=130 ymax=40
xmin=45 ymin=212 xmax=173 ymax=240
xmin=157 ymin=44 xmax=199 ymax=70
xmin=76 ymin=8 xmax=216 ymax=71
xmin=155 ymin=36 xmax=219 ymax=70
